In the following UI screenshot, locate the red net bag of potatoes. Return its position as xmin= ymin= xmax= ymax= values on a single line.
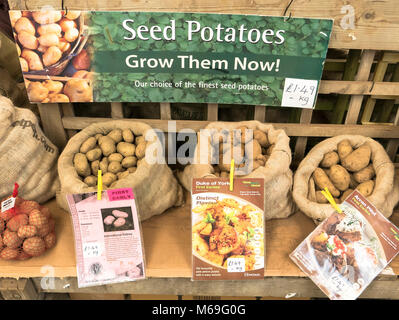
xmin=293 ymin=135 xmax=399 ymax=224
xmin=178 ymin=120 xmax=295 ymax=220
xmin=0 ymin=197 xmax=56 ymax=260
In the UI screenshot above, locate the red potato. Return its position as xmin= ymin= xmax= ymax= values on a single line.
xmin=112 ymin=210 xmax=128 ymax=218
xmin=19 ymin=200 xmax=40 ymax=215
xmin=113 ymin=218 xmax=126 ymax=227
xmin=0 ymin=248 xmax=19 ymax=260
xmin=72 ymin=49 xmax=91 ymax=70
xmin=3 ymin=230 xmax=23 ymax=249
xmin=23 ymin=237 xmax=46 ymax=256
xmin=7 ymin=214 xmax=28 ymax=232
xmin=104 ymin=215 xmax=116 ymax=225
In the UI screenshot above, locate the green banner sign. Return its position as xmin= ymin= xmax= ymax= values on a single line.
xmin=13 ymin=10 xmax=332 ymax=107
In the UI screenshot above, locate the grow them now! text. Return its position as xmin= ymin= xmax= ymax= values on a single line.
xmin=125 ymin=54 xmax=280 ymax=72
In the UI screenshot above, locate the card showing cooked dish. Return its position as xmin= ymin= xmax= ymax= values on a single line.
xmin=290 ymin=190 xmax=399 ymax=300
xmin=192 ymin=178 xmax=265 ymax=280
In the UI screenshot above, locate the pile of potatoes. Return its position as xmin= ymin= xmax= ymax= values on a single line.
xmin=74 ymin=129 xmax=147 ymax=187
xmin=10 ymin=10 xmax=82 ymax=72
xmin=25 ymin=78 xmax=92 ymax=103
xmin=313 ymin=140 xmax=375 ymax=204
xmin=209 ymin=126 xmax=273 ymax=177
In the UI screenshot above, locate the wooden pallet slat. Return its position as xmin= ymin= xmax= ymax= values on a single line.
xmin=207 ymin=103 xmax=218 ymax=121
xmin=61 ymin=117 xmax=399 ymax=138
xmin=361 ymin=53 xmax=390 ymax=123
xmin=331 ymin=49 xmax=361 ymax=124
xmin=254 ymin=105 xmax=266 ymax=122
xmin=345 ymin=50 xmax=376 ymax=125
xmin=37 ymin=103 xmax=68 ymax=150
xmin=61 ymin=103 xmax=77 ymax=139
xmin=293 ymin=109 xmax=313 ymax=165
xmin=111 ymin=102 xmax=124 ymax=119
xmin=160 ymin=103 xmax=172 ymax=120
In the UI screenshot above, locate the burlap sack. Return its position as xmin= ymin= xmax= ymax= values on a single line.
xmin=293 ymin=135 xmax=398 ymax=223
xmin=0 ymin=96 xmax=59 ymax=203
xmin=57 ymin=120 xmax=184 ymax=221
xmin=178 ymin=121 xmax=295 ymax=220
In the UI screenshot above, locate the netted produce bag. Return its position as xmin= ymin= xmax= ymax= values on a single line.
xmin=0 ymin=196 xmax=56 ymax=260
xmin=57 ymin=120 xmax=184 ymax=220
xmin=293 ymin=135 xmax=399 ymax=223
xmin=0 ymin=96 xmax=59 ymax=203
xmin=178 ymin=121 xmax=295 ymax=220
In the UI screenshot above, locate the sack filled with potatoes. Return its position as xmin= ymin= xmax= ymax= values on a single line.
xmin=57 ymin=120 xmax=183 ymax=221
xmin=178 ymin=121 xmax=295 ymax=220
xmin=293 ymin=135 xmax=399 ymax=224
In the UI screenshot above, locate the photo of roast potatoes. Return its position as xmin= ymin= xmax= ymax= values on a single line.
xmin=74 ymin=129 xmax=147 ymax=188
xmin=313 ymin=140 xmax=376 ymax=204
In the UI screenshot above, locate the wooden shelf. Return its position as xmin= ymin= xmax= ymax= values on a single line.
xmin=0 ymin=191 xmax=398 ymax=298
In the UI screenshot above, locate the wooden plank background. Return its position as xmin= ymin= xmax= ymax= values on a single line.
xmin=8 ymin=0 xmax=399 ymax=50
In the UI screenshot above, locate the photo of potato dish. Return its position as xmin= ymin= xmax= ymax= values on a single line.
xmin=192 ymin=197 xmax=264 ymax=271
xmin=307 ymin=203 xmax=386 ymax=291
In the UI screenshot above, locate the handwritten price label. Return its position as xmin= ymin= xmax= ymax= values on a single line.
xmin=281 ymin=78 xmax=318 ymax=109
xmin=83 ymin=242 xmax=102 ymax=258
xmin=227 ymin=257 xmax=246 ymax=273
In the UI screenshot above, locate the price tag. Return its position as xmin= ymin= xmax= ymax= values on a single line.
xmin=1 ymin=197 xmax=15 ymax=213
xmin=83 ymin=242 xmax=102 ymax=258
xmin=281 ymin=78 xmax=318 ymax=109
xmin=227 ymin=257 xmax=245 ymax=273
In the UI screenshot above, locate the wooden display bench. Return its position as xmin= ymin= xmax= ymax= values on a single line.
xmin=0 ymin=192 xmax=398 ymax=300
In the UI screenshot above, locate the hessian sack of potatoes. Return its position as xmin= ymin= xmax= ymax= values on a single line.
xmin=57 ymin=120 xmax=184 ymax=221
xmin=178 ymin=120 xmax=295 ymax=220
xmin=293 ymin=135 xmax=399 ymax=224
xmin=0 ymin=96 xmax=59 ymax=203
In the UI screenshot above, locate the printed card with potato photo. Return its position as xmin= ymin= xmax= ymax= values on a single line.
xmin=66 ymin=188 xmax=145 ymax=288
